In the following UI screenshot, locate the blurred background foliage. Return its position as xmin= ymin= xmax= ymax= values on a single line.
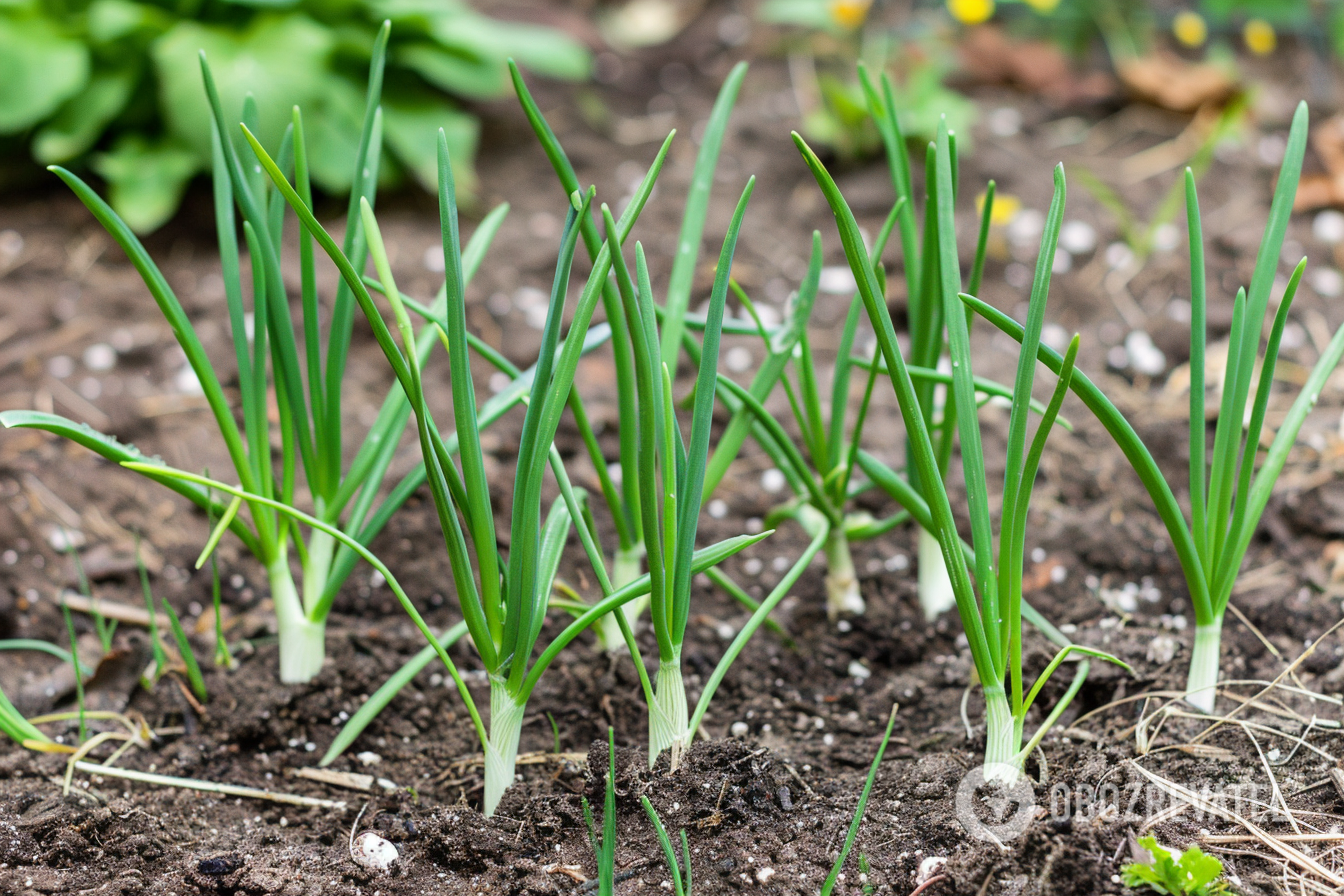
xmin=0 ymin=0 xmax=590 ymax=232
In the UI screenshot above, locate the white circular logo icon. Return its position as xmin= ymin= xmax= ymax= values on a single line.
xmin=954 ymin=765 xmax=1036 ymax=843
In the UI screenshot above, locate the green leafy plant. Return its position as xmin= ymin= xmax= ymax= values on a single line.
xmin=2 ymin=28 xmax=534 ymax=686
xmin=0 ymin=0 xmax=589 ymax=231
xmin=797 ymin=119 xmax=1129 ymax=782
xmin=583 ymin=729 xmax=619 ymax=896
xmin=1122 ymin=836 xmax=1229 ymax=896
xmin=968 ymin=103 xmax=1344 ymax=714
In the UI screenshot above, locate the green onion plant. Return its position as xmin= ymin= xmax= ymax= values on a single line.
xmin=797 ymin=120 xmax=1128 ymax=782
xmin=245 ymin=118 xmax=764 ymax=813
xmin=508 ymin=61 xmax=749 ymax=650
xmin=857 ymin=65 xmax=1000 ymax=621
xmin=582 ymin=728 xmax=618 ymax=896
xmin=967 ymin=103 xmax=1343 ymax=714
xmin=641 ymin=796 xmax=692 ymax=896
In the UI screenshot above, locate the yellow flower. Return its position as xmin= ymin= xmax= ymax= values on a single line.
xmin=1172 ymin=11 xmax=1207 ymax=47
xmin=1023 ymin=0 xmax=1061 ymax=13
xmin=1244 ymin=18 xmax=1276 ymax=55
xmin=947 ymin=0 xmax=994 ymax=26
xmin=977 ymin=191 xmax=1021 ymax=227
xmin=830 ymin=0 xmax=872 ymax=29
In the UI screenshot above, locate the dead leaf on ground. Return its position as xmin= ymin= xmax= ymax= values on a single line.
xmin=1295 ymin=115 xmax=1344 ymax=212
xmin=956 ymin=26 xmax=1116 ymax=106
xmin=1115 ymin=53 xmax=1238 ymax=114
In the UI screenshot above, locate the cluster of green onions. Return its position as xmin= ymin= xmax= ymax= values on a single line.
xmin=4 ymin=17 xmax=1335 ymax=810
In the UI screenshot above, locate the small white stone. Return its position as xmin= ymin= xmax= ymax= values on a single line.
xmin=356 ymin=752 xmax=383 ymax=767
xmin=1007 ymin=208 xmax=1044 ymax=247
xmin=818 ymin=266 xmax=857 ymax=295
xmin=707 ymin=499 xmax=729 ymax=519
xmin=847 ymin=660 xmax=871 ymax=680
xmin=760 ymin=468 xmax=786 ymax=493
xmin=377 ymin=777 xmax=398 ymax=791
xmin=1311 ymin=267 xmax=1344 ymax=298
xmin=916 ymin=857 xmax=947 ymax=885
xmin=83 ymin=343 xmax=117 ymax=371
xmin=1059 ymin=220 xmax=1097 ymax=255
xmin=351 ymin=831 xmax=398 ymax=873
xmin=725 ymin=346 xmax=753 ymax=373
xmin=986 ymin=106 xmax=1022 ymax=138
xmin=1041 ymin=323 xmax=1069 ymax=352
xmin=1105 ymin=242 xmax=1135 ymax=270
xmin=1151 ymin=223 xmax=1180 ymax=253
xmin=1052 ymin=247 xmax=1072 ymax=274
xmin=1315 ymin=210 xmax=1344 ymax=244
xmin=423 ymin=246 xmax=446 ymax=272
xmin=884 ymin=553 xmax=908 ymax=572
xmin=730 ymin=721 xmax=749 ymax=737
xmin=48 ymin=355 xmax=74 ymax=379
xmin=1125 ymin=330 xmax=1166 ymax=376
xmin=756 ymin=868 xmax=776 ymax=884
xmin=175 ymin=365 xmax=204 ymax=395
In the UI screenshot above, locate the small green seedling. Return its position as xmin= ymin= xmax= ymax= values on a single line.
xmin=582 ymin=729 xmax=619 ymax=896
xmin=1122 ymin=836 xmax=1229 ymax=896
xmin=820 ymin=704 xmax=898 ymax=896
xmin=641 ymin=796 xmax=692 ymax=896
xmin=968 ymin=103 xmax=1344 ymax=714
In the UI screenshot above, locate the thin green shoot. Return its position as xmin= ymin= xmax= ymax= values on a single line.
xmin=161 ymin=598 xmax=207 ymax=703
xmin=965 ymin=104 xmax=1331 ymax=715
xmin=59 ymin=596 xmax=86 ymax=744
xmin=320 ymin=622 xmax=467 ymax=767
xmin=135 ymin=534 xmax=167 ymax=684
xmin=582 ymin=728 xmax=618 ymax=896
xmin=204 ymin=483 xmax=235 ymax=669
xmin=796 ymin=122 xmax=1129 ymax=782
xmin=820 ymin=704 xmax=897 ymax=896
xmin=601 ymin=175 xmax=756 ymax=769
xmin=641 ymin=795 xmax=691 ymax=896
xmin=509 ymin=61 xmax=750 ymax=649
xmin=547 ymin=713 xmax=561 ymax=754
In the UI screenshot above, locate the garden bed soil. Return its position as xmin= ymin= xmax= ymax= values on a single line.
xmin=2 ymin=3 xmax=1344 ymax=894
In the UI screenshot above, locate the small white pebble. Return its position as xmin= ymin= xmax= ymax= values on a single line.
xmin=986 ymin=106 xmax=1022 ymax=138
xmin=352 ymin=831 xmax=398 ymax=873
xmin=1007 ymin=208 xmax=1044 ymax=247
xmin=1151 ymin=223 xmax=1180 ymax=253
xmin=884 ymin=553 xmax=909 ymax=572
xmin=743 ymin=557 xmax=763 ymax=576
xmin=725 ymin=346 xmax=753 ymax=373
xmin=756 ymin=867 xmax=776 ymax=883
xmin=1052 ymin=247 xmax=1072 ymax=274
xmin=707 ymin=499 xmax=729 ymax=519
xmin=760 ymin=468 xmax=786 ymax=493
xmin=48 ymin=355 xmax=74 ymax=379
xmin=83 ymin=343 xmax=116 ymax=371
xmin=1059 ymin=220 xmax=1097 ymax=255
xmin=847 ymin=660 xmax=871 ymax=680
xmin=1315 ymin=210 xmax=1344 ymax=244
xmin=423 ymin=247 xmax=445 ymax=272
xmin=917 ymin=857 xmax=947 ymax=884
xmin=1311 ymin=267 xmax=1344 ymax=298
xmin=1030 ymin=547 xmax=1047 ymax=564
xmin=818 ymin=266 xmax=856 ymax=295
xmin=1125 ymin=330 xmax=1166 ymax=376
xmin=1105 ymin=242 xmax=1135 ymax=270
xmin=730 ymin=721 xmax=749 ymax=737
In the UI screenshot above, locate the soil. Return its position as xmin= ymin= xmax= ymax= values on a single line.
xmin=2 ymin=3 xmax=1344 ymax=895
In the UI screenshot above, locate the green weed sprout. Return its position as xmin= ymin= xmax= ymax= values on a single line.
xmin=245 ymin=121 xmax=764 ymax=813
xmin=821 ymin=704 xmax=898 ymax=896
xmin=966 ymin=103 xmax=1344 ymax=714
xmin=508 ymin=61 xmax=748 ymax=649
xmin=641 ymin=796 xmax=692 ymax=896
xmin=1122 ymin=836 xmax=1229 ymax=896
xmin=797 ymin=121 xmax=1128 ymax=782
xmin=2 ymin=27 xmax=514 ymax=685
xmin=583 ymin=729 xmax=618 ymax=896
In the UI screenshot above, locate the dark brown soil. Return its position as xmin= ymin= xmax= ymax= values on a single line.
xmin=2 ymin=3 xmax=1344 ymax=895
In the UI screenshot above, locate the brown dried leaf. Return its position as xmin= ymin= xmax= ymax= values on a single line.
xmin=1115 ymin=53 xmax=1237 ymax=114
